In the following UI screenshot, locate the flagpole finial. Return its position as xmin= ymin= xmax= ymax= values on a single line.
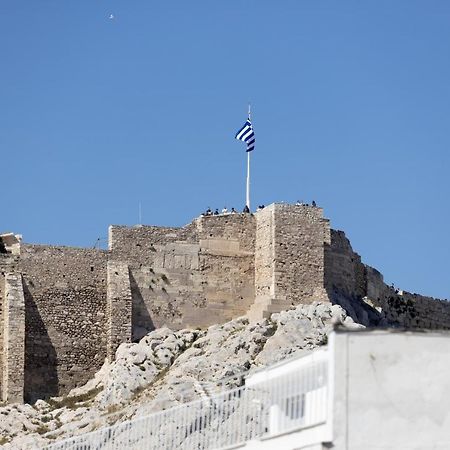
xmin=248 ymin=103 xmax=251 ymax=120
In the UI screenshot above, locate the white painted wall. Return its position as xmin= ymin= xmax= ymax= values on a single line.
xmin=332 ymin=329 xmax=450 ymax=450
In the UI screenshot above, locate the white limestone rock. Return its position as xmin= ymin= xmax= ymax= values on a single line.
xmin=93 ymin=327 xmax=200 ymax=409
xmin=255 ymin=302 xmax=363 ymax=366
xmin=4 ymin=433 xmax=47 ymax=450
xmin=121 ymin=316 xmax=275 ymax=418
xmin=0 ymin=300 xmax=365 ymax=447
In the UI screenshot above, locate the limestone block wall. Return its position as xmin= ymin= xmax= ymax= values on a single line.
xmin=249 ymin=204 xmax=332 ymax=321
xmin=194 ymin=214 xmax=255 ymax=326
xmin=324 ymin=229 xmax=366 ymax=301
xmin=0 ymin=254 xmax=19 ymax=399
xmin=271 ymin=204 xmax=330 ymax=304
xmin=197 ymin=214 xmax=256 ymax=252
xmin=389 ymin=292 xmax=450 ymax=329
xmin=365 ymin=266 xmax=450 ymax=329
xmin=107 ymin=261 xmax=132 ymax=360
xmin=324 ymin=232 xmax=450 ymax=329
xmin=2 ymin=273 xmax=25 ymax=403
xmin=19 ymin=245 xmax=108 ymax=402
xmin=0 ymin=271 xmax=4 ymax=397
xmin=111 ymin=223 xmax=199 ymax=337
xmin=1 ymin=202 xmax=449 ymax=404
xmin=110 ymin=214 xmax=256 ymax=335
xmin=128 ymin=243 xmax=201 ymax=338
xmin=254 ymin=206 xmax=275 ymax=300
xmin=109 ymin=223 xmax=199 ymax=264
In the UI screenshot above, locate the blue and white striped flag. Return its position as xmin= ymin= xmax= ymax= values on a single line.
xmin=235 ymin=117 xmax=255 ymax=152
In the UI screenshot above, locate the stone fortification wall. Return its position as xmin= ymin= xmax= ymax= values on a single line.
xmin=254 ymin=206 xmax=275 ymax=301
xmin=0 ymin=253 xmax=19 ymax=276
xmin=249 ymin=204 xmax=331 ymax=321
xmin=19 ymin=245 xmax=108 ymax=402
xmin=325 ymin=230 xmax=366 ymax=301
xmin=2 ymin=273 xmax=25 ymax=403
xmin=110 ymin=223 xmax=199 ymax=338
xmin=2 ymin=202 xmax=450 ymax=405
xmin=109 ymin=223 xmax=198 ymax=262
xmin=0 ymin=253 xmax=20 ymax=401
xmin=0 ymin=270 xmax=4 ymax=397
xmin=324 ymin=230 xmax=389 ymax=326
xmin=324 ymin=230 xmax=450 ymax=329
xmin=366 ymin=266 xmax=450 ymax=329
xmin=272 ymin=204 xmax=330 ymax=304
xmin=197 ymin=214 xmax=256 ymax=252
xmin=110 ymin=214 xmax=256 ymax=336
xmin=191 ymin=214 xmax=256 ymax=327
xmin=106 ymin=261 xmax=132 ymax=360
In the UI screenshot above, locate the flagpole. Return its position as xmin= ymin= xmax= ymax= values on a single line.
xmin=246 ymin=104 xmax=251 ymax=210
xmin=246 ymin=151 xmax=250 ymax=209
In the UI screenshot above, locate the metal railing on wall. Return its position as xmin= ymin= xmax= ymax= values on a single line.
xmin=45 ymin=353 xmax=329 ymax=450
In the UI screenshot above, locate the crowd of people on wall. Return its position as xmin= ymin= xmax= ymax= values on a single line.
xmin=296 ymin=200 xmax=317 ymax=207
xmin=201 ymin=205 xmax=262 ymax=216
xmin=201 ymin=201 xmax=319 ymax=217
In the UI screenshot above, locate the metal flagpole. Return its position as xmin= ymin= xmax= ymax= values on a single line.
xmin=246 ymin=104 xmax=251 ymax=210
xmin=246 ymin=152 xmax=250 ymax=210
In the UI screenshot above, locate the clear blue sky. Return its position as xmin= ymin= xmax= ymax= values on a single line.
xmin=1 ymin=1 xmax=449 ymax=299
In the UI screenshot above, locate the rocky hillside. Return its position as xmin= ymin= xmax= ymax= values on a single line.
xmin=0 ymin=302 xmax=363 ymax=449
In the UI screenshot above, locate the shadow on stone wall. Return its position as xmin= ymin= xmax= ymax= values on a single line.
xmin=324 ymin=238 xmax=386 ymax=327
xmin=130 ymin=272 xmax=155 ymax=342
xmin=23 ymin=283 xmax=58 ymax=403
xmin=0 ymin=240 xmax=6 ymax=253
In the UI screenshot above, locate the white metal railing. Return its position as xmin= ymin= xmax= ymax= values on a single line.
xmin=45 ymin=353 xmax=328 ymax=450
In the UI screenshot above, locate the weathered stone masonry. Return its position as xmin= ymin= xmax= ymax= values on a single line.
xmin=109 ymin=213 xmax=256 ymax=336
xmin=3 ymin=273 xmax=25 ymax=403
xmin=19 ymin=245 xmax=108 ymax=403
xmin=0 ymin=251 xmax=23 ymax=403
xmin=1 ymin=203 xmax=449 ymax=403
xmin=249 ymin=204 xmax=330 ymax=320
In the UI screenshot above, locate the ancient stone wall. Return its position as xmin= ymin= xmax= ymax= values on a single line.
xmin=197 ymin=214 xmax=256 ymax=252
xmin=106 ymin=261 xmax=132 ymax=360
xmin=19 ymin=245 xmax=108 ymax=402
xmin=0 ymin=270 xmax=4 ymax=398
xmin=2 ymin=202 xmax=450 ymax=404
xmin=109 ymin=223 xmax=198 ymax=263
xmin=2 ymin=273 xmax=25 ymax=403
xmin=110 ymin=214 xmax=255 ymax=335
xmin=0 ymin=253 xmax=19 ymax=400
xmin=249 ymin=204 xmax=331 ymax=321
xmin=194 ymin=214 xmax=255 ymax=326
xmin=272 ymin=204 xmax=330 ymax=304
xmin=254 ymin=206 xmax=275 ymax=300
xmin=365 ymin=266 xmax=450 ymax=329
xmin=325 ymin=229 xmax=366 ymax=301
xmin=324 ymin=231 xmax=450 ymax=329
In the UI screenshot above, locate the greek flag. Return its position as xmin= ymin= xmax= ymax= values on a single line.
xmin=235 ymin=117 xmax=255 ymax=152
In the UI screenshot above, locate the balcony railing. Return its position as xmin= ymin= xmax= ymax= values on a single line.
xmin=45 ymin=350 xmax=329 ymax=450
